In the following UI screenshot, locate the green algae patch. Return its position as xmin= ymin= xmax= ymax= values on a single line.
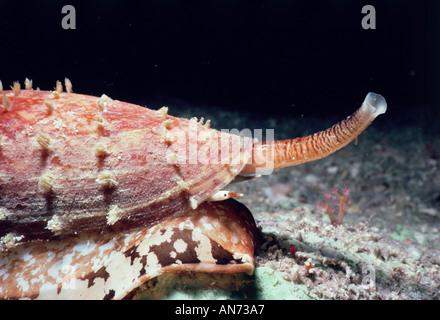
xmin=251 ymin=267 xmax=316 ymax=300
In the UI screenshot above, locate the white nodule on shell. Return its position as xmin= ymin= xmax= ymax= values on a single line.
xmin=97 ymin=170 xmax=118 ymax=189
xmin=0 ymin=208 xmax=10 ymax=221
xmin=0 ymin=233 xmax=24 ymax=249
xmin=52 ymin=90 xmax=60 ymax=99
xmin=44 ymin=100 xmax=55 ymax=114
xmin=12 ymin=82 xmax=21 ymax=96
xmin=156 ymin=106 xmax=168 ymax=118
xmin=64 ymin=78 xmax=73 ymax=93
xmin=107 ymin=205 xmax=123 ymax=225
xmin=46 ymin=215 xmax=63 ymax=234
xmin=1 ymin=95 xmax=11 ymax=111
xmin=94 ymin=141 xmax=109 ymax=157
xmin=39 ymin=171 xmax=54 ymax=193
xmin=190 ymin=197 xmax=198 ymax=210
xmin=36 ymin=132 xmax=51 ymax=150
xmin=24 ymin=78 xmax=33 ymax=90
xmin=56 ymin=81 xmax=63 ymax=94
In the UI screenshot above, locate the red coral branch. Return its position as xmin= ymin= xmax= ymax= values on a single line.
xmin=316 ymin=188 xmax=351 ymax=226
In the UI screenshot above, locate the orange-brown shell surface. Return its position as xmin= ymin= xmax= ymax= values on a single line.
xmin=0 ymin=89 xmax=253 ymax=243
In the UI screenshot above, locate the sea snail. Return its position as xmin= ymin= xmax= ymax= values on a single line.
xmin=0 ymin=79 xmax=387 ymax=299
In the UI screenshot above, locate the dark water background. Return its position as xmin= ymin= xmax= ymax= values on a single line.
xmin=1 ymin=0 xmax=439 ymax=135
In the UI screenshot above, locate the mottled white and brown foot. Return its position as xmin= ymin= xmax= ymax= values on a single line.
xmin=0 ymin=199 xmax=257 ymax=300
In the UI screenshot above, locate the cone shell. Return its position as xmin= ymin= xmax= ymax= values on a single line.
xmin=0 ymin=89 xmax=253 ymax=243
xmin=0 ymin=199 xmax=257 ymax=299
